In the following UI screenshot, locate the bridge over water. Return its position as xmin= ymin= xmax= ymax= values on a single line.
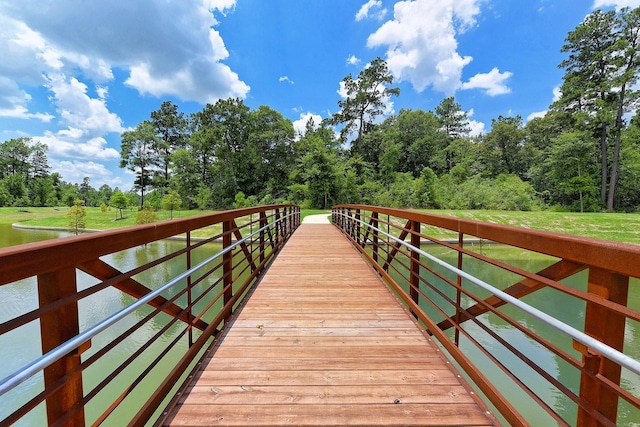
xmin=1 ymin=205 xmax=639 ymax=426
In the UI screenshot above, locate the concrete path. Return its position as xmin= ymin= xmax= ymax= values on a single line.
xmin=302 ymin=213 xmax=331 ymax=224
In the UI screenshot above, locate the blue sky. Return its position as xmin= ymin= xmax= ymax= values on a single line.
xmin=1 ymin=0 xmax=638 ymax=190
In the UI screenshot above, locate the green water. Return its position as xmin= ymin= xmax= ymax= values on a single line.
xmin=415 ymin=244 xmax=640 ymax=426
xmin=0 ymin=224 xmax=222 ymax=426
xmin=1 ymin=225 xmax=639 ymax=425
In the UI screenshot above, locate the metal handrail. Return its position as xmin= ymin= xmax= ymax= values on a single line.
xmin=0 ymin=212 xmax=293 ymax=398
xmin=0 ymin=204 xmax=300 ymax=426
xmin=332 ymin=204 xmax=640 ymax=426
xmin=335 ymin=211 xmax=640 ymax=376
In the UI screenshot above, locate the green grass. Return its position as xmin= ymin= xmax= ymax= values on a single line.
xmin=1 ymin=207 xmax=330 ymax=239
xmin=419 ymin=209 xmax=640 ymax=245
xmin=2 ymin=207 xmax=639 ymax=245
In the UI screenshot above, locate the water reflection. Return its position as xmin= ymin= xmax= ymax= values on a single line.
xmin=421 ymin=244 xmax=640 ymax=426
xmin=0 ymin=226 xmax=222 ymax=425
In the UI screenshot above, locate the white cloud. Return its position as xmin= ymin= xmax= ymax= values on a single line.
xmin=39 ymin=132 xmax=119 ymax=161
xmin=44 ymin=74 xmax=123 ymax=134
xmin=592 ymin=0 xmax=640 ymax=8
xmin=367 ymin=0 xmax=480 ymax=95
xmin=527 ymin=111 xmax=547 ymax=121
xmin=552 ymin=86 xmax=562 ymax=102
xmin=50 ymin=159 xmax=123 ymax=188
xmin=292 ymin=112 xmax=323 ymax=139
xmin=0 ymin=77 xmax=54 ymax=121
xmin=279 ymin=76 xmax=295 ymax=84
xmin=125 ymin=61 xmax=249 ymax=104
xmin=355 ymin=0 xmax=388 ymax=21
xmin=347 ymin=55 xmax=361 ymax=66
xmin=466 ymin=109 xmax=485 ymax=136
xmin=460 ymin=67 xmax=512 ymax=96
xmin=0 ymin=0 xmax=248 ymax=103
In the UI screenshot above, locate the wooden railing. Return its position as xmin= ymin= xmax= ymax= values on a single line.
xmin=333 ymin=205 xmax=640 ymax=427
xmin=0 ymin=205 xmax=299 ymax=426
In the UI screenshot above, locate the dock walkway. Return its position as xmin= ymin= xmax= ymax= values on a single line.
xmin=164 ymin=223 xmax=495 ymax=426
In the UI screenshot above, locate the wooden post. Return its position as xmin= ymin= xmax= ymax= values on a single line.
xmin=410 ymin=221 xmax=421 ymax=317
xmin=223 ymin=220 xmax=233 ymax=323
xmin=37 ymin=268 xmax=85 ymax=426
xmin=577 ymin=267 xmax=629 ymax=427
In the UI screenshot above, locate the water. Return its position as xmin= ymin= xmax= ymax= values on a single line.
xmin=0 ymin=224 xmax=222 ymax=426
xmin=1 ymin=225 xmax=639 ymax=425
xmin=417 ymin=244 xmax=640 ymax=426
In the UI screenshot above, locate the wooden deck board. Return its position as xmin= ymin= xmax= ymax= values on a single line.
xmin=164 ymin=224 xmax=495 ymax=427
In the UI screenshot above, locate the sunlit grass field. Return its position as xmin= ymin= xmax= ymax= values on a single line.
xmin=0 ymin=207 xmax=332 ymax=240
xmin=1 ymin=206 xmax=639 ymax=245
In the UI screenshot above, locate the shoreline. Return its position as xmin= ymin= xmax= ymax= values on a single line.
xmin=11 ymin=222 xmax=491 ymax=246
xmin=11 ymin=223 xmax=212 ymax=242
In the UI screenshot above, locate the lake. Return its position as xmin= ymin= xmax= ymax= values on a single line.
xmin=0 ymin=224 xmax=223 ymax=425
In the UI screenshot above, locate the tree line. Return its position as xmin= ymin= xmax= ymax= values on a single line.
xmin=0 ymin=7 xmax=638 ymax=213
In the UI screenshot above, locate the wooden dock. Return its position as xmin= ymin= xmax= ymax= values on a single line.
xmin=164 ymin=223 xmax=496 ymax=426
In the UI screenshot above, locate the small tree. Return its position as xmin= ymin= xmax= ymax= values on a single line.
xmin=67 ymin=199 xmax=86 ymax=235
xmin=162 ymin=190 xmax=182 ymax=219
xmin=194 ymin=185 xmax=212 ymax=210
xmin=233 ymin=191 xmax=251 ymax=209
xmin=136 ymin=208 xmax=158 ymax=224
xmin=109 ymin=190 xmax=129 ymax=220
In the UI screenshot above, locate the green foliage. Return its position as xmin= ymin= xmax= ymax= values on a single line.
xmin=67 ymin=199 xmax=86 ymax=235
xmin=162 ymin=191 xmax=182 ymax=219
xmin=554 ymin=7 xmax=640 ymax=211
xmin=439 ymin=174 xmax=538 ymax=211
xmin=109 ymin=190 xmax=129 ymax=219
xmin=6 ymin=34 xmax=640 ymax=214
xmin=145 ymin=190 xmax=163 ymax=211
xmin=120 ymin=120 xmax=157 ymax=207
xmin=233 ymin=191 xmax=251 ymax=209
xmin=194 ymin=185 xmax=212 ymax=210
xmin=135 ymin=208 xmax=158 ymax=225
xmin=330 ymin=57 xmax=400 ymax=151
xmin=543 ymin=131 xmax=598 ymax=212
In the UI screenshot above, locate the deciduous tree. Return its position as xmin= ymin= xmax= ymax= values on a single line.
xmin=67 ymin=199 xmax=86 ymax=235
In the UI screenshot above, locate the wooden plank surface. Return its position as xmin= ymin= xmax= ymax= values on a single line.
xmin=164 ymin=224 xmax=495 ymax=426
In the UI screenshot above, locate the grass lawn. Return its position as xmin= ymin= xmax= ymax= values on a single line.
xmin=1 ymin=206 xmax=639 ymax=245
xmin=1 ymin=207 xmax=332 ymax=240
xmin=420 ymin=209 xmax=640 ymax=245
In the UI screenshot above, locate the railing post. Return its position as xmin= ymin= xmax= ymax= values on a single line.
xmin=348 ymin=208 xmax=354 ymax=239
xmin=455 ymin=232 xmax=464 ymax=346
xmin=260 ymin=211 xmax=267 ymax=266
xmin=577 ymin=267 xmax=629 ymax=427
xmin=372 ymin=211 xmax=379 ymax=263
xmin=187 ymin=231 xmax=193 ymax=347
xmin=355 ymin=208 xmax=361 ymax=246
xmin=37 ymin=268 xmax=85 ymax=426
xmin=275 ymin=208 xmax=282 ymax=241
xmin=410 ymin=221 xmax=421 ymax=316
xmin=223 ymin=220 xmax=233 ymax=323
